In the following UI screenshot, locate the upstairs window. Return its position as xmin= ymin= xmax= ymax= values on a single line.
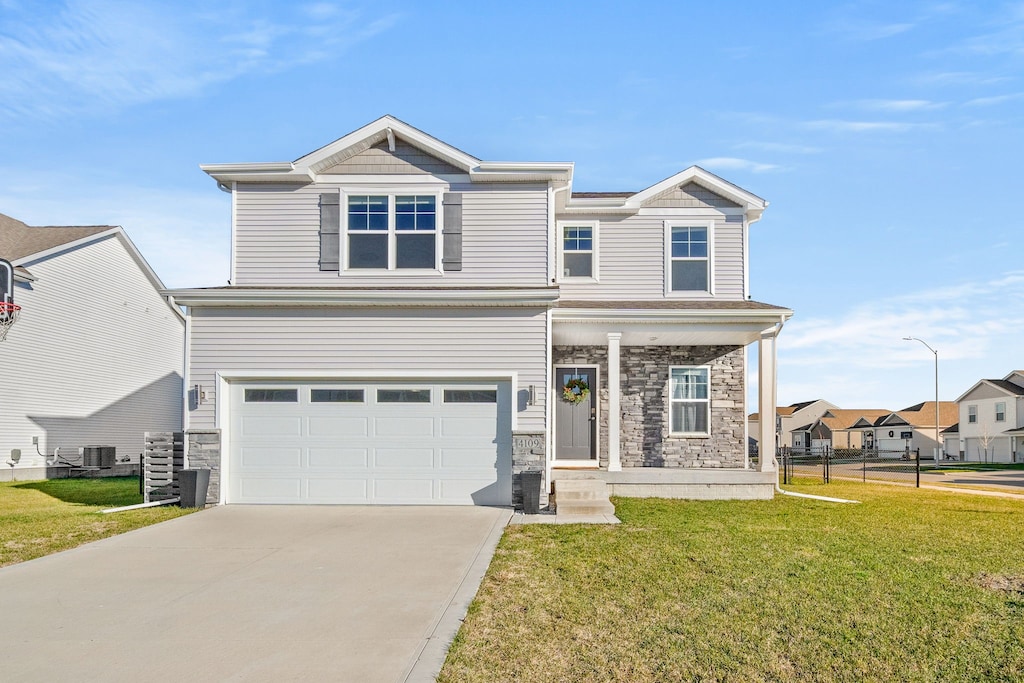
xmin=668 ymin=224 xmax=710 ymax=293
xmin=996 ymin=402 xmax=1006 ymax=422
xmin=669 ymin=366 xmax=710 ymax=435
xmin=558 ymin=221 xmax=598 ymax=280
xmin=347 ymin=194 xmax=437 ymax=270
xmin=968 ymin=405 xmax=977 ymax=423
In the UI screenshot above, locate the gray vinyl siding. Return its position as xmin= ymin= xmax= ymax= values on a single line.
xmin=0 ymin=235 xmax=184 ymax=468
xmin=187 ymin=306 xmax=548 ymax=431
xmin=232 ymin=183 xmax=548 ymax=287
xmin=321 ymin=140 xmax=463 ymax=175
xmin=557 ymin=213 xmax=746 ymax=300
xmin=642 ymin=181 xmax=742 ymax=209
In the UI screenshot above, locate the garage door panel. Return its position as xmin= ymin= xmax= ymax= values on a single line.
xmin=440 ymin=447 xmax=496 ymax=468
xmin=373 ymin=478 xmax=434 ymax=501
xmin=308 ymin=417 xmax=369 ymax=437
xmin=375 ymin=416 xmax=434 ymax=437
xmin=440 ymin=417 xmax=497 ymax=437
xmin=239 ymin=477 xmax=303 ymax=500
xmin=230 ymin=380 xmax=511 ymax=505
xmin=374 ymin=448 xmax=434 ymax=469
xmin=308 ymin=447 xmax=369 ymax=468
xmin=240 ymin=447 xmax=302 ymax=468
xmin=240 ymin=416 xmax=302 ymax=437
xmin=307 ymin=479 xmax=368 ymax=501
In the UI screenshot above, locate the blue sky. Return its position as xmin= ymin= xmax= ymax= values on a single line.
xmin=1 ymin=0 xmax=1022 ymax=411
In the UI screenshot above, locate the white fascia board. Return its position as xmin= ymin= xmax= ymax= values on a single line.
xmin=551 ymin=307 xmax=793 ymax=325
xmin=165 ymin=288 xmax=561 ymax=307
xmin=199 ymin=162 xmax=305 ymax=184
xmin=626 ymin=166 xmax=768 ymax=212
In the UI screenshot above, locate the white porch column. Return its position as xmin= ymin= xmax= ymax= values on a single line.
xmin=607 ymin=332 xmax=622 ymax=472
xmin=758 ymin=329 xmax=778 ymax=472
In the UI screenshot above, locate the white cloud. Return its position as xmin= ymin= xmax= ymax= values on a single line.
xmin=693 ymin=157 xmax=781 ymax=174
xmin=854 ymin=99 xmax=947 ymax=112
xmin=823 ymin=19 xmax=916 ymax=41
xmin=804 ymin=119 xmax=938 ymax=133
xmin=963 ymin=93 xmax=1024 ymax=107
xmin=0 ymin=1 xmax=401 ymax=121
xmin=769 ymin=272 xmax=1024 ymax=406
xmin=914 ymin=71 xmax=1011 ymax=86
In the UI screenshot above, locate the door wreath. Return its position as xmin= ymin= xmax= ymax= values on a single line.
xmin=562 ymin=377 xmax=591 ymax=405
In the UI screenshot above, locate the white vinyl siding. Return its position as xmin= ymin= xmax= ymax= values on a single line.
xmin=232 ymin=183 xmax=548 ymax=287
xmin=555 ymin=212 xmax=746 ymax=300
xmin=186 ymin=306 xmax=548 ymax=432
xmin=0 ymin=235 xmax=184 ymax=468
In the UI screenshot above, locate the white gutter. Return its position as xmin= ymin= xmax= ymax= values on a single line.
xmin=166 ymin=287 xmax=561 ymax=308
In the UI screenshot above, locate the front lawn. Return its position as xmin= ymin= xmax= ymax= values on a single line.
xmin=440 ymin=479 xmax=1024 ymax=682
xmin=0 ymin=477 xmax=195 ymax=568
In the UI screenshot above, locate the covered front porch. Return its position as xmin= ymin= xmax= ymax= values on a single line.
xmin=547 ymin=300 xmax=791 ymax=499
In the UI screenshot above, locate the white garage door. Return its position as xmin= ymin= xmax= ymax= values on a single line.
xmin=228 ymin=380 xmax=512 ymax=505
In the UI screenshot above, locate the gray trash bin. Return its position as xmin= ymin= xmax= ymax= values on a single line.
xmin=520 ymin=470 xmax=543 ymax=514
xmin=179 ymin=469 xmax=211 ymax=508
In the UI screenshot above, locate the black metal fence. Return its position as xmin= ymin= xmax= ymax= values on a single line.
xmin=779 ymin=446 xmax=921 ymax=487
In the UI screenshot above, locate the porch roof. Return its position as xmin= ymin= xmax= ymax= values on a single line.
xmin=552 ymin=299 xmax=792 ymax=346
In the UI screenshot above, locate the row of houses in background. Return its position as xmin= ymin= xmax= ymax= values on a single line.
xmin=750 ymin=370 xmax=1024 ymax=463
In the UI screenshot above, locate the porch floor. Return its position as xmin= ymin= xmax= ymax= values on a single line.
xmin=550 ymin=467 xmax=776 ymax=500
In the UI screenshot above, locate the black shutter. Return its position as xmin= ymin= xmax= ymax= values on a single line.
xmin=319 ymin=193 xmax=340 ymax=271
xmin=442 ymin=192 xmax=463 ymax=272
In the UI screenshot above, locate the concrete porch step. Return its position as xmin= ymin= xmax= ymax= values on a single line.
xmin=552 ymin=479 xmax=615 ymax=516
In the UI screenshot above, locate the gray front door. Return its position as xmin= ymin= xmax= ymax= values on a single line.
xmin=555 ymin=367 xmax=597 ymax=460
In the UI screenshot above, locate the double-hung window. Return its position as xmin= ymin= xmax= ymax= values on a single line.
xmin=347 ymin=194 xmax=438 ymax=270
xmin=996 ymin=402 xmax=1006 ymax=422
xmin=558 ymin=221 xmax=598 ymax=280
xmin=666 ymin=222 xmax=712 ymax=293
xmin=669 ymin=366 xmax=710 ymax=435
xmin=968 ymin=405 xmax=977 ymax=424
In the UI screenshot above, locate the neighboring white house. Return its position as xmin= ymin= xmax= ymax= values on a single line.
xmin=168 ymin=115 xmax=792 ymax=508
xmin=955 ymin=371 xmax=1024 ymax=463
xmin=0 ymin=213 xmax=184 ymax=480
xmin=799 ymin=409 xmax=891 ymax=451
xmin=749 ymin=399 xmax=836 ymax=449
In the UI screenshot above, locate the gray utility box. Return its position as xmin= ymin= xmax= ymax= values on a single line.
xmin=179 ymin=469 xmax=211 ymax=508
xmin=83 ymin=445 xmax=116 ymax=468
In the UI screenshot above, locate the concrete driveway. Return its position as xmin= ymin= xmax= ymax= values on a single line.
xmin=0 ymin=505 xmax=510 ymax=683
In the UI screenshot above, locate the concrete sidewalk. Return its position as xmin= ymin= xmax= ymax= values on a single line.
xmin=0 ymin=505 xmax=510 ymax=683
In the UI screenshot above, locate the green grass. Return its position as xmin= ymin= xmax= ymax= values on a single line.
xmin=0 ymin=477 xmax=196 ymax=568
xmin=924 ymin=463 xmax=1024 ymax=473
xmin=440 ymin=478 xmax=1024 ymax=682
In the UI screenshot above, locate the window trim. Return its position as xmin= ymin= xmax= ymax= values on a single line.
xmin=668 ymin=365 xmax=711 ymax=436
xmin=664 ymin=220 xmax=714 ymax=297
xmin=967 ymin=405 xmax=978 ymax=424
xmin=556 ymin=220 xmax=599 ymax=283
xmin=340 ymin=189 xmax=444 ymax=273
xmin=995 ymin=401 xmax=1006 ymax=422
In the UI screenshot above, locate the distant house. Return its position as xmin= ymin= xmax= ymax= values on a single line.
xmin=0 ymin=213 xmax=184 ymax=480
xmin=861 ymin=402 xmax=958 ymax=459
xmin=941 ymin=423 xmax=960 ymax=460
xmin=955 ymin=371 xmax=1024 ymax=463
xmin=801 ymin=409 xmax=891 ymax=450
xmin=749 ymin=399 xmax=836 ymax=449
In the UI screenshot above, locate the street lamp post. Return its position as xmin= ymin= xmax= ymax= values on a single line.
xmin=903 ymin=337 xmax=940 ymax=465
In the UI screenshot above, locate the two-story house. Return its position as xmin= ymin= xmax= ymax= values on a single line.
xmin=168 ymin=116 xmax=792 ymax=507
xmin=955 ymin=371 xmax=1024 ymax=463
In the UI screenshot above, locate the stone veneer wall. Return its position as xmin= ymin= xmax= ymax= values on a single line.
xmin=186 ymin=429 xmax=221 ymax=505
xmin=553 ymin=345 xmax=745 ymax=468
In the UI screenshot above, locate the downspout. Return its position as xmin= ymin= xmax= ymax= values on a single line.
xmin=545 ymin=182 xmax=570 ymax=495
xmin=767 ymin=316 xmax=859 ymax=504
